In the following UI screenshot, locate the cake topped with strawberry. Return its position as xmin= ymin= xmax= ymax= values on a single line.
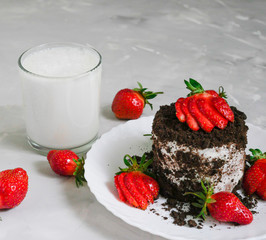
xmin=152 ymin=79 xmax=248 ymax=201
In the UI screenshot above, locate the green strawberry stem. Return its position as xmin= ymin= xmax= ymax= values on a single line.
xmin=116 ymin=153 xmax=154 ymax=178
xmin=184 ymin=180 xmax=216 ymax=220
xmin=143 ymin=133 xmax=152 ymax=140
xmin=73 ymin=157 xmax=87 ymax=188
xmin=249 ymin=148 xmax=266 ymax=163
xmin=133 ymin=82 xmax=163 ymax=110
xmin=218 ymin=86 xmax=227 ymax=99
xmin=184 ymin=78 xmax=227 ymax=99
xmin=143 ymin=133 xmax=152 ymax=137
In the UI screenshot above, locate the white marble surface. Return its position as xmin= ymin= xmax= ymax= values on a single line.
xmin=0 ymin=0 xmax=266 ymax=239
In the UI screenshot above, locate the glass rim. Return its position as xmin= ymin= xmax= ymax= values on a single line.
xmin=18 ymin=42 xmax=102 ymax=79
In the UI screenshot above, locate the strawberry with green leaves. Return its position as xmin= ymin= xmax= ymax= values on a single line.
xmin=47 ymin=150 xmax=86 ymax=187
xmin=112 ymin=82 xmax=163 ymax=120
xmin=175 ymin=79 xmax=234 ymax=132
xmin=243 ymin=148 xmax=266 ymax=199
xmin=0 ymin=168 xmax=28 ymax=209
xmin=185 ymin=181 xmax=253 ymax=225
xmin=114 ymin=154 xmax=159 ymax=210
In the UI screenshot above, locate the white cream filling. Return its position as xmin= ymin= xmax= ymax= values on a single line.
xmin=154 ymin=136 xmax=245 ymax=193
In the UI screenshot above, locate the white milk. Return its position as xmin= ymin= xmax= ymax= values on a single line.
xmin=19 ymin=43 xmax=102 ymax=152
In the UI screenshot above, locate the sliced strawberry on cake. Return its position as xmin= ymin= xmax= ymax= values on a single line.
xmin=175 ymin=78 xmax=234 ymax=132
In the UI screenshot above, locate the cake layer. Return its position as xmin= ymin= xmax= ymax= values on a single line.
xmin=153 ymin=139 xmax=245 ymax=200
xmin=152 ymin=103 xmax=248 ymax=201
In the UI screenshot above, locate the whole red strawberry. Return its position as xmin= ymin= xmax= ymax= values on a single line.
xmin=0 ymin=168 xmax=28 ymax=209
xmin=114 ymin=154 xmax=159 ymax=210
xmin=185 ymin=181 xmax=253 ymax=225
xmin=47 ymin=150 xmax=86 ymax=187
xmin=243 ymin=148 xmax=266 ymax=199
xmin=243 ymin=164 xmax=264 ymax=195
xmin=175 ymin=79 xmax=234 ymax=132
xmin=112 ymin=82 xmax=163 ymax=119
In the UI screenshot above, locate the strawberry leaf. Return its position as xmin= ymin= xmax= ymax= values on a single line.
xmin=123 ymin=155 xmax=132 ymax=167
xmin=132 ymin=82 xmax=163 ymax=110
xmin=137 ymin=82 xmax=143 ymax=89
xmin=140 ymin=154 xmax=146 ymax=165
xmin=198 ymin=207 xmax=207 ymax=220
xmin=73 ymin=157 xmax=87 ymax=188
xmin=190 ymin=78 xmax=203 ymax=89
xmin=206 ymin=198 xmax=216 ymax=204
xmin=249 ymin=148 xmax=266 ymax=164
xmin=116 ymin=153 xmax=154 ymax=177
xmin=201 ymin=180 xmax=207 ymax=194
xmin=184 ymin=180 xmax=214 ymax=221
xmin=184 ymin=78 xmax=205 ymax=97
xmin=192 ymin=202 xmax=203 ymax=208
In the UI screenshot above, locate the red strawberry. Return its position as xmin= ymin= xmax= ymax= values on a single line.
xmin=132 ymin=171 xmax=154 ymax=203
xmin=242 ymin=164 xmax=264 ymax=195
xmin=124 ymin=172 xmax=148 ymax=209
xmin=181 ymin=97 xmax=200 ymax=131
xmin=0 ymin=168 xmax=28 ymax=209
xmin=243 ymin=148 xmax=266 ymax=199
xmin=114 ymin=175 xmax=126 ymax=203
xmin=47 ymin=150 xmax=57 ymax=162
xmin=208 ymin=192 xmax=253 ymax=225
xmin=47 ymin=150 xmax=86 ymax=187
xmin=114 ymin=154 xmax=159 ymax=210
xmin=255 ymin=159 xmax=266 ymax=172
xmin=197 ymin=95 xmax=228 ymax=129
xmin=205 ymin=89 xmax=219 ymax=97
xmin=112 ymin=82 xmax=163 ymax=119
xmin=212 ymin=97 xmax=234 ymax=122
xmin=175 ymin=98 xmax=186 ymax=122
xmin=117 ymin=172 xmax=139 ymax=208
xmin=185 ymin=181 xmax=253 ymax=225
xmin=256 ymin=178 xmax=266 ymax=200
xmin=249 ymin=148 xmax=266 ymax=169
xmin=141 ymin=173 xmax=159 ymax=198
xmin=175 ymin=78 xmax=234 ymax=132
xmin=188 ymin=95 xmax=214 ymax=132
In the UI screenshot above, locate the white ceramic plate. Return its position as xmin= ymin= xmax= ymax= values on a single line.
xmin=85 ymin=116 xmax=266 ymax=240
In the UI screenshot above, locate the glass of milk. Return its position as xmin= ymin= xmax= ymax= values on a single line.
xmin=18 ymin=42 xmax=102 ymax=154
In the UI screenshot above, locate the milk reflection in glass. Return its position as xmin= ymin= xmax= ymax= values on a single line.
xmin=18 ymin=43 xmax=102 ymax=153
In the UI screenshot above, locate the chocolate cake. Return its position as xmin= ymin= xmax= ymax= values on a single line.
xmin=152 ymin=103 xmax=248 ymax=201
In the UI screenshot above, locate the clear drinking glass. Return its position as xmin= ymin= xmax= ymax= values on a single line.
xmin=18 ymin=42 xmax=102 ymax=155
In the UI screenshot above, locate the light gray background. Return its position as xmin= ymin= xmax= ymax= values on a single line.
xmin=1 ymin=0 xmax=266 ymax=239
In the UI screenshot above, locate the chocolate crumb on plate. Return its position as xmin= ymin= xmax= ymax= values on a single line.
xmin=143 ymin=152 xmax=259 ymax=229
